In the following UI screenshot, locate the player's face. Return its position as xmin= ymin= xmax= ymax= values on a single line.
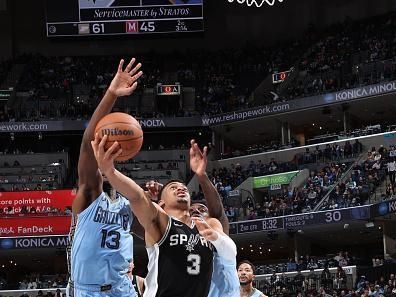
xmin=162 ymin=182 xmax=190 ymax=206
xmin=190 ymin=203 xmax=208 ymax=218
xmin=238 ymin=263 xmax=254 ymax=285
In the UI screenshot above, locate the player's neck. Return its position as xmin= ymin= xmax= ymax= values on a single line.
xmin=240 ymin=284 xmax=255 ymax=296
xmin=168 ymin=209 xmax=191 ymax=225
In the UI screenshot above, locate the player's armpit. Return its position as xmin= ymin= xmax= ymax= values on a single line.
xmin=144 ymin=203 xmax=169 ymax=247
xmin=72 ymin=169 xmax=102 ymax=215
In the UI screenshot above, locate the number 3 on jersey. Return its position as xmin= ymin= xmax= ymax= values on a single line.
xmin=101 ymin=229 xmax=120 ymax=249
xmin=187 ymin=254 xmax=201 ymax=275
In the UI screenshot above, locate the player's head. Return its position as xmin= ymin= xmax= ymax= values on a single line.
xmin=190 ymin=202 xmax=208 ymax=218
xmin=238 ymin=260 xmax=256 ymax=285
xmin=158 ymin=179 xmax=190 ymax=210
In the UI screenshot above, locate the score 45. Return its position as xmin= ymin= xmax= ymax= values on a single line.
xmin=126 ymin=21 xmax=155 ymax=33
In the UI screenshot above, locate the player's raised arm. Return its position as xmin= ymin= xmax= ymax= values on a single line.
xmin=190 ymin=139 xmax=230 ymax=234
xmin=91 ymin=134 xmax=167 ymax=243
xmin=73 ymin=58 xmax=142 ymax=214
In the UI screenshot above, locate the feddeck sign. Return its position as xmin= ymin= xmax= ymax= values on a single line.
xmin=0 ymin=216 xmax=72 ymax=237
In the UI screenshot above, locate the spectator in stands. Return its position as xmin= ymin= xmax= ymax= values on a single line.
xmin=293 ymin=270 xmax=305 ymax=293
xmin=387 ymin=157 xmax=396 ymax=185
xmin=27 ymin=279 xmax=37 ymax=289
xmin=335 ymin=266 xmax=347 ymax=291
xmin=270 ymin=271 xmax=278 ymax=293
xmin=283 ymin=250 xmax=296 ymax=264
xmin=321 ymin=267 xmax=332 ymax=291
xmin=307 ymin=258 xmax=319 ymax=270
xmin=19 ymin=279 xmax=28 ymax=290
xmin=356 ymin=276 xmax=368 ymax=294
xmin=306 ymin=268 xmax=317 ymax=291
xmin=372 ymin=257 xmax=383 ymax=267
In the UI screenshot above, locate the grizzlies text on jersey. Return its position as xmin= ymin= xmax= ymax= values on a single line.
xmin=70 ymin=192 xmax=135 ymax=290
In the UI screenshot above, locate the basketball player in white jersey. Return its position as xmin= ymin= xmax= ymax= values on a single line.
xmin=189 ymin=140 xmax=239 ymax=297
xmin=190 ymin=203 xmax=239 ymax=297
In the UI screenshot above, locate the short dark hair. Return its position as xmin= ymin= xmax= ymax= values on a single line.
xmin=158 ymin=179 xmax=186 ymax=200
xmin=237 ymin=260 xmax=256 ymax=274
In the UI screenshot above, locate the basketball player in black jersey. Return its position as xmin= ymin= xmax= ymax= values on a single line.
xmin=91 ymin=136 xmax=227 ymax=297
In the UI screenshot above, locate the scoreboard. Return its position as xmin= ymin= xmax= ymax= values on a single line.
xmin=272 ymin=69 xmax=292 ymax=84
xmin=45 ymin=0 xmax=204 ymax=37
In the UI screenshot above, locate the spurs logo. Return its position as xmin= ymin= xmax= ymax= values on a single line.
xmin=227 ymin=0 xmax=284 ymax=7
xmin=185 ymin=234 xmax=200 ymax=252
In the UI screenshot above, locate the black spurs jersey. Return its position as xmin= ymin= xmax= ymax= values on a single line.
xmin=144 ymin=217 xmax=214 ymax=297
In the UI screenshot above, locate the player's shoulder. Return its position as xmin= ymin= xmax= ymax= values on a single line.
xmin=259 ymin=291 xmax=268 ymax=297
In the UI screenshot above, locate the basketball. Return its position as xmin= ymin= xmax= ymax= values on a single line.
xmin=94 ymin=112 xmax=143 ymax=161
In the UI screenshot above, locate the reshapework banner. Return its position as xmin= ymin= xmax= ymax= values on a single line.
xmin=204 ymin=80 xmax=396 ymax=126
xmin=0 ymin=117 xmax=204 ymax=133
xmin=0 ymin=216 xmax=72 ymax=237
xmin=1 ymin=81 xmax=395 ymax=131
xmin=0 ymin=235 xmax=69 ymax=249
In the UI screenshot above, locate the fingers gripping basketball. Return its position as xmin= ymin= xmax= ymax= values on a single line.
xmin=94 ymin=112 xmax=143 ymax=161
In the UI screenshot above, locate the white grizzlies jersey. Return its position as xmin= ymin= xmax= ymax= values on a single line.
xmin=70 ymin=192 xmax=134 ymax=286
xmin=208 ymin=253 xmax=239 ymax=297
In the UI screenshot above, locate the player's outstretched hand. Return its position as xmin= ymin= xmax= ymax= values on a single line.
xmin=145 ymin=180 xmax=163 ymax=202
xmin=189 ymin=139 xmax=208 ymax=177
xmin=91 ymin=133 xmax=122 ymax=176
xmin=108 ymin=58 xmax=143 ymax=97
xmin=191 ymin=217 xmax=218 ymax=242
